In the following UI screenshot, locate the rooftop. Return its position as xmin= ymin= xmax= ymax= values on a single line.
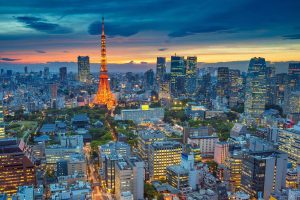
xmin=167 ymin=165 xmax=189 ymax=175
xmin=72 ymin=114 xmax=89 ymax=122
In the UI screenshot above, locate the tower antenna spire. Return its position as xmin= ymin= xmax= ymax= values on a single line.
xmin=102 ymin=16 xmax=104 ymax=35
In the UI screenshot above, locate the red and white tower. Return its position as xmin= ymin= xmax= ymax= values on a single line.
xmin=92 ymin=17 xmax=116 ymax=109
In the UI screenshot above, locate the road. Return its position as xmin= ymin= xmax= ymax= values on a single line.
xmin=84 ymin=144 xmax=111 ymax=200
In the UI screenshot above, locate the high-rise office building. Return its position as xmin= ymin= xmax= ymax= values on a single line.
xmin=0 ymin=138 xmax=36 ymax=195
xmin=288 ymin=63 xmax=300 ymax=76
xmin=77 ymin=56 xmax=90 ymax=83
xmin=99 ymin=141 xmax=131 ymax=193
xmin=0 ymin=100 xmax=5 ymax=138
xmin=265 ymin=65 xmax=276 ymax=105
xmin=217 ymin=67 xmax=230 ymax=98
xmin=214 ymin=142 xmax=229 ymax=165
xmin=225 ymin=151 xmax=243 ymax=191
xmin=43 ymin=67 xmax=50 ymax=79
xmin=144 ymin=69 xmax=155 ymax=89
xmin=275 ymin=73 xmax=289 ymax=106
xmin=244 ymin=57 xmax=267 ymax=118
xmin=24 ymin=66 xmax=28 ymax=74
xmin=170 ymin=55 xmax=185 ymax=97
xmin=137 ymin=130 xmax=165 ymax=179
xmin=59 ymin=67 xmax=67 ymax=82
xmin=197 ymin=72 xmax=212 ymax=108
xmin=286 ymin=91 xmax=300 ymax=114
xmin=115 ymin=157 xmax=144 ymax=200
xmin=56 ymin=159 xmax=68 ymax=176
xmin=156 ymin=57 xmax=166 ymax=84
xmin=229 ymin=69 xmax=243 ymax=107
xmin=149 ymin=141 xmax=182 ymax=180
xmin=185 ymin=56 xmax=197 ymax=96
xmin=240 ymin=150 xmax=287 ymax=199
xmin=278 ymin=127 xmax=300 ymax=167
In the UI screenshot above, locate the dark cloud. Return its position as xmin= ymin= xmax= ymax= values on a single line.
xmin=283 ymin=34 xmax=300 ymax=40
xmin=35 ymin=50 xmax=46 ymax=53
xmin=168 ymin=26 xmax=231 ymax=38
xmin=0 ymin=57 xmax=21 ymax=61
xmin=88 ymin=20 xmax=148 ymax=37
xmin=0 ymin=0 xmax=300 ymax=55
xmin=158 ymin=48 xmax=168 ymax=51
xmin=16 ymin=16 xmax=73 ymax=34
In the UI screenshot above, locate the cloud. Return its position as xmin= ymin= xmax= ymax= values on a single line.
xmin=35 ymin=50 xmax=46 ymax=53
xmin=168 ymin=26 xmax=231 ymax=38
xmin=158 ymin=48 xmax=168 ymax=51
xmin=16 ymin=16 xmax=73 ymax=34
xmin=283 ymin=34 xmax=300 ymax=40
xmin=0 ymin=57 xmax=21 ymax=61
xmin=88 ymin=20 xmax=152 ymax=37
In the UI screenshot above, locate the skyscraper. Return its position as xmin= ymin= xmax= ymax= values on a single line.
xmin=288 ymin=63 xmax=300 ymax=76
xmin=0 ymin=100 xmax=5 ymax=138
xmin=170 ymin=55 xmax=185 ymax=97
xmin=278 ymin=127 xmax=300 ymax=167
xmin=92 ymin=17 xmax=116 ymax=109
xmin=244 ymin=57 xmax=267 ymax=118
xmin=0 ymin=138 xmax=36 ymax=195
xmin=149 ymin=141 xmax=182 ymax=180
xmin=59 ymin=67 xmax=67 ymax=82
xmin=275 ymin=73 xmax=289 ymax=106
xmin=77 ymin=56 xmax=90 ymax=83
xmin=156 ymin=57 xmax=166 ymax=84
xmin=197 ymin=72 xmax=212 ymax=108
xmin=229 ymin=69 xmax=243 ymax=107
xmin=144 ymin=69 xmax=155 ymax=89
xmin=240 ymin=150 xmax=287 ymax=199
xmin=43 ymin=67 xmax=49 ymax=79
xmin=185 ymin=56 xmax=197 ymax=96
xmin=217 ymin=67 xmax=230 ymax=98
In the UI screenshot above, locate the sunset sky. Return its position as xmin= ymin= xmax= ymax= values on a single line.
xmin=1 ymin=0 xmax=300 ymax=64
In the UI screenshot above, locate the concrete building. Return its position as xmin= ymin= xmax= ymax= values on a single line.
xmin=244 ymin=57 xmax=267 ymax=118
xmin=0 ymin=138 xmax=36 ymax=195
xmin=278 ymin=127 xmax=300 ymax=167
xmin=45 ymin=146 xmax=82 ymax=165
xmin=78 ymin=56 xmax=90 ymax=83
xmin=149 ymin=141 xmax=182 ymax=180
xmin=137 ymin=130 xmax=165 ymax=179
xmin=187 ymin=135 xmax=218 ymax=157
xmin=113 ymin=156 xmax=144 ymax=200
xmin=156 ymin=57 xmax=166 ymax=84
xmin=120 ymin=106 xmax=164 ymax=124
xmin=225 ymin=151 xmax=243 ymax=191
xmin=214 ymin=142 xmax=229 ymax=165
xmin=183 ymin=126 xmax=211 ymax=144
xmin=0 ymin=100 xmax=5 ymax=139
xmin=166 ymin=153 xmax=199 ymax=192
xmin=240 ymin=150 xmax=288 ymax=199
xmin=99 ymin=141 xmax=131 ymax=193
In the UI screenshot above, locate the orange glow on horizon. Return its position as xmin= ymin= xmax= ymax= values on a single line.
xmin=1 ymin=43 xmax=300 ymax=64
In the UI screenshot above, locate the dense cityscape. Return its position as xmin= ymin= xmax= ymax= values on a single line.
xmin=1 ymin=1 xmax=300 ymax=200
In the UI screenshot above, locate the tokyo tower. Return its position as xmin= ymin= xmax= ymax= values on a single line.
xmin=92 ymin=17 xmax=116 ymax=109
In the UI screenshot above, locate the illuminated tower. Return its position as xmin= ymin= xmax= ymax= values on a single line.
xmin=92 ymin=17 xmax=116 ymax=109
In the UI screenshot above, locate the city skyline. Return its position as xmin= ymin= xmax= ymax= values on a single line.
xmin=1 ymin=0 xmax=300 ymax=65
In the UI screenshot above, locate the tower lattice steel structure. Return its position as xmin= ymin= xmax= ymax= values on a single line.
xmin=92 ymin=17 xmax=116 ymax=109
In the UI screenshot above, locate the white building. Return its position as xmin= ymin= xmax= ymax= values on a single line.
xmin=214 ymin=142 xmax=229 ymax=165
xmin=120 ymin=106 xmax=164 ymax=124
xmin=187 ymin=135 xmax=219 ymax=157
